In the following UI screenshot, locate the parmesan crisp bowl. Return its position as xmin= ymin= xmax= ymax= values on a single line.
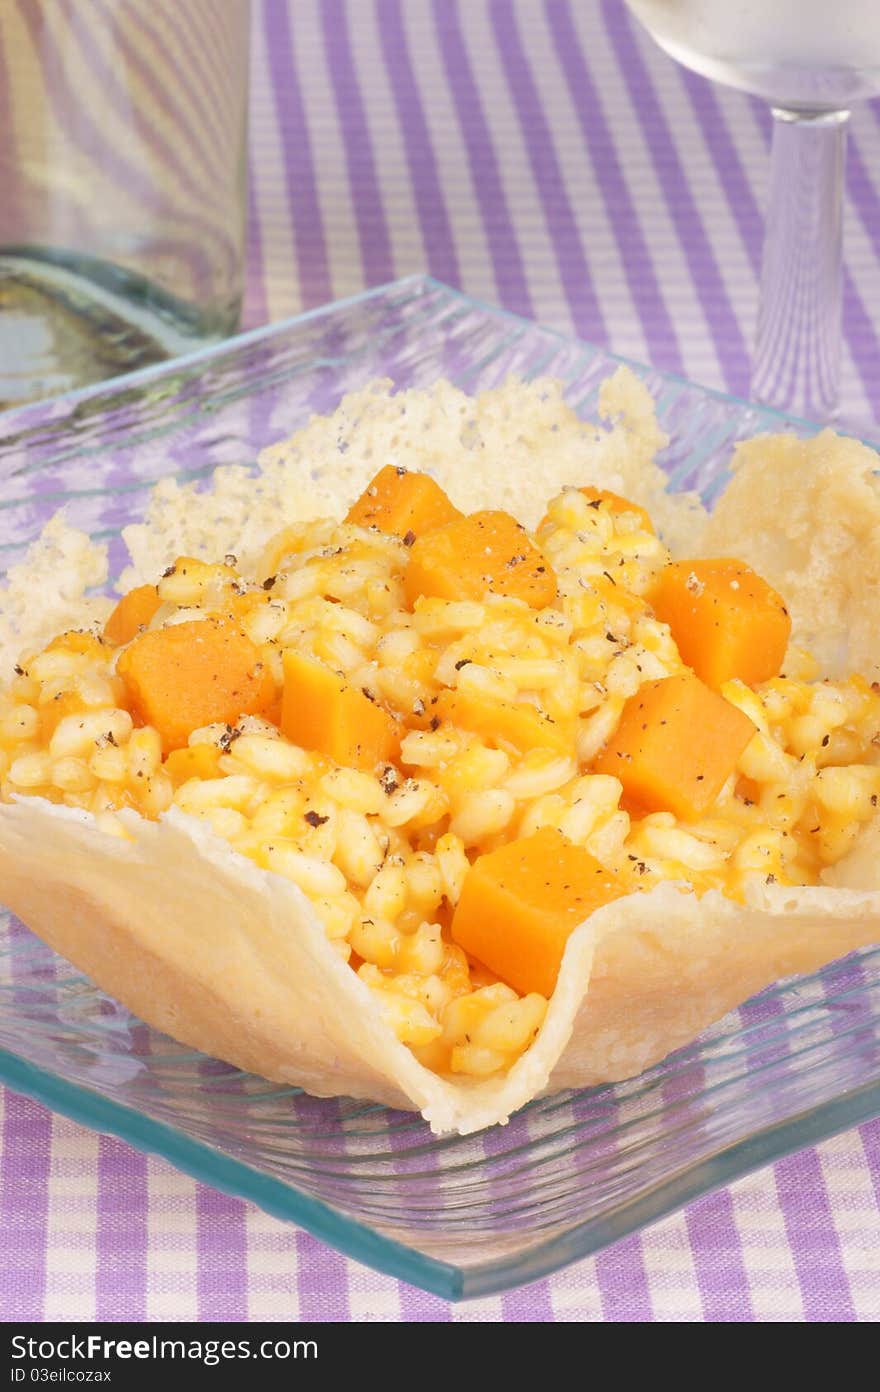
xmin=2 ymin=276 xmax=880 ymax=1300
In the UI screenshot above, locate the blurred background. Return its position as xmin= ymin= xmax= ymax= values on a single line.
xmin=242 ymin=0 xmax=880 ymax=420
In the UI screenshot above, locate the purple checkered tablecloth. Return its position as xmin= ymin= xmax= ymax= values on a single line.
xmin=2 ymin=0 xmax=880 ymax=1322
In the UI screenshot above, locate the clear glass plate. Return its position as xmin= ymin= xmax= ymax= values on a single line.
xmin=2 ymin=274 xmax=880 ymax=1301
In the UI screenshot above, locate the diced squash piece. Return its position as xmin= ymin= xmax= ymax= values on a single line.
xmin=264 ymin=694 xmax=284 ymax=729
xmin=103 ymin=585 xmax=162 ymax=646
xmin=117 ymin=618 xmax=276 ymax=753
xmin=281 ymin=649 xmax=400 ymax=771
xmin=578 ymin=487 xmax=655 ymax=534
xmin=451 ymin=827 xmax=628 ymax=997
xmin=164 ymin=744 xmax=223 ymax=785
xmin=592 ymin=671 xmax=756 ymax=820
xmin=436 ymin=687 xmax=573 ymax=755
xmin=649 ymin=558 xmax=791 ymax=690
xmin=346 ymin=466 xmax=462 ymax=539
xmin=405 ymin=510 xmax=556 ymax=610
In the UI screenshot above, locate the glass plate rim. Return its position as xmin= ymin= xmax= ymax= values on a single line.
xmin=0 ymin=270 xmax=830 ymax=438
xmin=4 ymin=1034 xmax=880 ymax=1301
xmin=2 ymin=273 xmax=879 ymax=1302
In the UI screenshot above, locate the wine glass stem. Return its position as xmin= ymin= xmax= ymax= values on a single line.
xmin=752 ymin=107 xmax=849 ymax=420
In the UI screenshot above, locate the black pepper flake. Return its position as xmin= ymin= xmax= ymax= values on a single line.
xmin=602 ymin=570 xmax=617 ymax=586
xmin=873 ymin=795 xmax=879 ymax=808
xmin=744 ymin=797 xmax=754 ymax=807
xmin=605 ymin=631 xmax=616 ymax=643
xmin=262 ymin=575 xmax=277 ymax=591
xmin=587 ymin=498 xmax=602 ymax=510
xmin=766 ymin=873 xmax=776 ymax=884
xmin=412 ymin=698 xmax=425 ymax=716
xmin=395 ymin=466 xmax=407 ymax=476
xmin=361 ymin=687 xmax=376 ymax=703
xmin=224 ymin=553 xmax=238 ymax=568
xmin=218 ymin=725 xmax=242 ymax=752
xmin=161 ymin=564 xmax=177 ymax=578
xmin=106 ymin=731 xmax=118 ymax=747
xmin=429 ymin=716 xmax=440 ymax=731
xmin=13 ymin=664 xmax=24 ymax=676
xmin=822 ymin=734 xmax=830 ymax=747
xmin=380 ymin=766 xmax=399 ymax=795
xmin=454 ymin=658 xmax=472 ymax=671
xmin=810 ymin=825 xmax=821 ymax=833
xmin=402 ymin=530 xmax=416 ymax=547
xmin=304 ymin=810 xmax=328 ymax=828
xmin=696 ymin=774 xmax=704 ymax=781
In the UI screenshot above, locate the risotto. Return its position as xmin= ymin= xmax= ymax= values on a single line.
xmin=2 ymin=370 xmax=880 ymax=1133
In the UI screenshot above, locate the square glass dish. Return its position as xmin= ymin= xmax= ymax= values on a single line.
xmin=2 ymin=274 xmax=880 ymax=1300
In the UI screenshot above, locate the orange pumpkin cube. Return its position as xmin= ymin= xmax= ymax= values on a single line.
xmin=451 ymin=827 xmax=628 ymax=998
xmin=346 ymin=466 xmax=462 ymax=540
xmin=435 ymin=687 xmax=573 ymax=756
xmin=650 ymin=558 xmax=791 ymax=690
xmin=103 ymin=585 xmax=162 ymax=646
xmin=117 ymin=618 xmax=276 ymax=753
xmin=405 ymin=510 xmax=556 ymax=610
xmin=281 ymin=650 xmax=400 ymax=772
xmin=592 ymin=671 xmax=756 ymax=820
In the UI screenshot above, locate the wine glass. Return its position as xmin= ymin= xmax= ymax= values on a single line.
xmin=623 ymin=0 xmax=880 ymax=421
